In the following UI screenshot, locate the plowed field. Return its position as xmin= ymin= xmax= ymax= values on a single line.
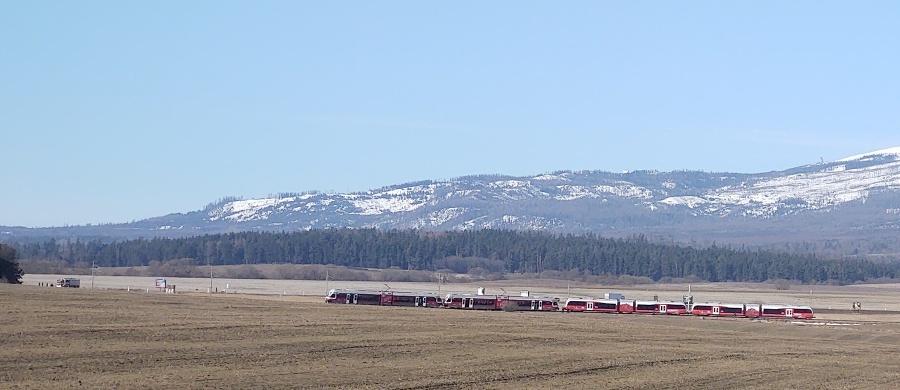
xmin=2 ymin=285 xmax=899 ymax=389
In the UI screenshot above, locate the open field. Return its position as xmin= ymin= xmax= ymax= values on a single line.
xmin=3 ymin=284 xmax=900 ymax=389
xmin=23 ymin=274 xmax=900 ymax=313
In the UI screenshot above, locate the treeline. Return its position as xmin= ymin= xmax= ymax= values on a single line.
xmin=13 ymin=229 xmax=900 ymax=284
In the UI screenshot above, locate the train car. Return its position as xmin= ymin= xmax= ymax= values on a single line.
xmin=633 ymin=300 xmax=663 ymax=314
xmin=563 ymin=298 xmax=606 ymax=312
xmin=384 ymin=291 xmax=443 ymax=308
xmin=563 ymin=298 xmax=628 ymax=313
xmin=691 ymin=303 xmax=748 ymax=317
xmin=562 ymin=298 xmax=590 ymax=312
xmin=325 ymin=289 xmax=388 ymax=305
xmin=443 ymin=293 xmax=558 ymax=311
xmin=657 ymin=302 xmax=689 ymax=315
xmin=327 ymin=289 xmax=443 ymax=307
xmin=500 ymin=296 xmax=559 ymax=311
xmin=760 ymin=304 xmax=815 ymax=319
xmin=629 ymin=300 xmax=688 ymax=315
xmin=443 ymin=293 xmax=502 ymax=310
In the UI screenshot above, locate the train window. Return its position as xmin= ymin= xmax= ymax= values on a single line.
xmin=794 ymin=308 xmax=813 ymax=314
xmin=721 ymin=307 xmax=743 ymax=314
xmin=636 ymin=304 xmax=656 ymax=311
xmin=568 ymin=301 xmax=586 ymax=306
xmin=597 ymin=303 xmax=617 ymax=309
xmin=762 ymin=308 xmax=783 ymax=315
xmin=693 ymin=305 xmax=712 ymax=311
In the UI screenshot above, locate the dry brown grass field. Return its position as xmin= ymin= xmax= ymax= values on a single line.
xmin=3 ymin=283 xmax=900 ymax=389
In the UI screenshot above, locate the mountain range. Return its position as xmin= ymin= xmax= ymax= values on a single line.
xmin=5 ymin=147 xmax=900 ymax=253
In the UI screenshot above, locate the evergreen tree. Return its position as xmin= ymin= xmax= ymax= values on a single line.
xmin=0 ymin=244 xmax=24 ymax=284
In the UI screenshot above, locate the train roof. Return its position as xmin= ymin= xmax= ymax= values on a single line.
xmin=692 ymin=302 xmax=746 ymax=308
xmin=564 ymin=298 xmax=621 ymax=304
xmin=328 ymin=289 xmax=383 ymax=294
xmin=445 ymin=293 xmax=556 ymax=300
xmin=505 ymin=295 xmax=558 ymax=301
xmin=386 ymin=291 xmax=442 ymax=296
xmin=329 ymin=289 xmax=441 ymax=296
xmin=760 ymin=304 xmax=813 ymax=310
xmin=445 ymin=293 xmax=500 ymax=298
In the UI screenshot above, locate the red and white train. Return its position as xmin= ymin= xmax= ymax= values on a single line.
xmin=326 ymin=289 xmax=443 ymax=308
xmin=325 ymin=288 xmax=815 ymax=319
xmin=563 ymin=298 xmax=814 ymax=319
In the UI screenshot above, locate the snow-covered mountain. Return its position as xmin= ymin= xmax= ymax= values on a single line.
xmin=5 ymin=147 xmax=900 ymax=243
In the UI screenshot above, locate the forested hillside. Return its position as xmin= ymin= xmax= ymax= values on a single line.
xmin=13 ymin=229 xmax=899 ymax=284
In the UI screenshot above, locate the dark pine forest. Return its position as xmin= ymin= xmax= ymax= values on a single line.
xmin=13 ymin=229 xmax=899 ymax=284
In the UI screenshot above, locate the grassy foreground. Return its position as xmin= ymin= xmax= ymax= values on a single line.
xmin=1 ymin=285 xmax=899 ymax=389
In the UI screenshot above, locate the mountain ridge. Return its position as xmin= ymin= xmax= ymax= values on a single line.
xmin=5 ymin=147 xmax=900 ymax=251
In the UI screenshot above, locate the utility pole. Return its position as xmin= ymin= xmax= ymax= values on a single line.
xmin=91 ymin=260 xmax=95 ymax=290
xmin=209 ymin=258 xmax=213 ymax=294
xmin=325 ymin=267 xmax=330 ymax=296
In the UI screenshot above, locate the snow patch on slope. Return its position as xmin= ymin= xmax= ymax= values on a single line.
xmin=707 ymin=159 xmax=900 ymax=213
xmin=209 ymin=197 xmax=297 ymax=222
xmin=837 ymin=146 xmax=900 ymax=162
xmin=349 ymin=197 xmax=427 ymax=215
xmin=660 ymin=196 xmax=709 ymax=208
xmin=532 ymin=173 xmax=571 ymax=181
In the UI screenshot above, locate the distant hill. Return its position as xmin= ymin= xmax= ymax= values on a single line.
xmin=5 ymin=147 xmax=900 ymax=256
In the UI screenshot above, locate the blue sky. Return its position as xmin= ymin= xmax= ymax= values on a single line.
xmin=3 ymin=2 xmax=899 ymax=227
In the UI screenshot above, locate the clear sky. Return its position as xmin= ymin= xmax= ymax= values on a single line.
xmin=3 ymin=2 xmax=900 ymax=228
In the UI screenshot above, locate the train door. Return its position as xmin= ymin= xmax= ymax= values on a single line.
xmin=587 ymin=302 xmax=594 ymax=311
xmin=464 ymin=298 xmax=474 ymax=309
xmin=531 ymin=300 xmax=540 ymax=311
xmin=348 ymin=294 xmax=357 ymax=304
xmin=785 ymin=308 xmax=793 ymax=318
xmin=659 ymin=304 xmax=667 ymax=314
xmin=712 ymin=306 xmax=720 ymax=315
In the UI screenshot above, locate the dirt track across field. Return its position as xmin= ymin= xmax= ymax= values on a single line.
xmin=2 ymin=284 xmax=900 ymax=389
